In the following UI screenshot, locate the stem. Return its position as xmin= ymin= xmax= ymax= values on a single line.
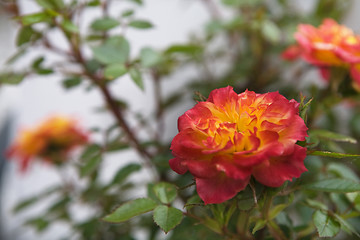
xmin=55 ymin=15 xmax=159 ymax=180
xmin=236 ymin=210 xmax=253 ymax=239
xmin=152 ymin=70 xmax=164 ymax=143
xmin=261 ymin=191 xmax=272 ymax=220
xmin=179 ymin=181 xmax=196 ymax=190
xmin=249 ymin=180 xmax=258 ymax=206
xmin=267 ymin=221 xmax=288 ymax=240
xmin=200 ymin=0 xmax=222 ymax=20
xmin=261 ymin=190 xmax=287 ymax=240
xmin=330 ymin=67 xmax=347 ymax=94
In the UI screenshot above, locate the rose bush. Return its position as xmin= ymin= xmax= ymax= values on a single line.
xmin=3 ymin=0 xmax=360 ymax=239
xmin=170 ymin=86 xmax=308 ymax=204
xmin=7 ymin=116 xmax=88 ymax=171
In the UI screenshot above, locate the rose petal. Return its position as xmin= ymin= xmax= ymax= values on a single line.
xmin=196 ymin=173 xmax=250 ymax=204
xmin=178 ymin=103 xmax=213 ymax=131
xmin=213 ymin=155 xmax=251 ymax=180
xmin=185 ymin=159 xmax=218 ymax=178
xmin=169 ymin=158 xmax=188 ymax=175
xmin=282 ymin=45 xmax=302 ymax=61
xmin=252 ymin=145 xmax=307 ymax=187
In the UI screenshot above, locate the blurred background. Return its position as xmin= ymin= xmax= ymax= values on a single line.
xmin=1 ymin=0 xmax=360 ymax=239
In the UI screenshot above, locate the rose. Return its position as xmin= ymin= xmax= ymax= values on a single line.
xmin=170 ymin=87 xmax=308 ymax=204
xmin=283 ymin=18 xmax=360 ymax=89
xmin=7 ymin=116 xmax=88 ymax=171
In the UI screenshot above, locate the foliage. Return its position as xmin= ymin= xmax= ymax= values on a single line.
xmin=2 ymin=0 xmax=360 ymax=239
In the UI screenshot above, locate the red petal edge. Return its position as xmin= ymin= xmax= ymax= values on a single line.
xmin=196 ymin=174 xmax=250 ymax=204
xmin=252 ymin=145 xmax=307 ymax=187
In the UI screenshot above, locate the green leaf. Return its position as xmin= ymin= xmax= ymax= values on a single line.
xmin=104 ymin=64 xmax=127 ymax=80
xmin=302 ymin=178 xmax=360 ymax=193
xmin=126 ymin=0 xmax=143 ymax=4
xmin=47 ymin=196 xmax=70 ymax=214
xmin=62 ymin=77 xmax=82 ymax=89
xmin=109 ymin=163 xmax=141 ymax=186
xmin=103 ymin=198 xmax=157 ymax=223
xmin=36 ymin=0 xmax=55 ymax=9
xmin=122 ymin=9 xmax=134 ymax=17
xmin=85 ymin=59 xmax=102 ymax=74
xmin=334 ymin=213 xmax=360 ymax=238
xmin=165 ymin=44 xmax=203 ymax=55
xmin=153 ymin=206 xmax=183 ymax=233
xmin=153 ymin=182 xmax=178 ymax=204
xmin=87 ymin=0 xmax=100 ymax=6
xmin=79 ymin=144 xmax=102 ymax=177
xmin=313 ymin=210 xmax=340 ymax=237
xmin=21 ymin=12 xmax=51 ymax=26
xmin=305 ymin=199 xmax=328 ymax=211
xmin=0 ymin=72 xmax=26 ymax=85
xmin=252 ymin=219 xmax=267 ymax=234
xmin=310 ymin=129 xmax=357 ymax=144
xmin=105 ymin=140 xmax=129 ymax=152
xmin=129 ymin=68 xmax=144 ymax=90
xmin=261 ymin=20 xmax=281 ymax=43
xmin=13 ymin=197 xmax=39 ymax=213
xmin=81 ymin=144 xmax=102 ymax=159
xmin=308 ymin=151 xmax=360 ymax=159
xmin=92 ymin=36 xmax=130 ymax=64
xmin=62 ymin=20 xmax=79 ymax=33
xmin=13 ymin=187 xmax=59 ymax=213
xmin=222 ymin=0 xmax=261 ymax=7
xmin=140 ymin=47 xmax=162 ymax=67
xmin=31 ymin=56 xmax=53 ymax=75
xmin=269 ymin=204 xmax=288 ymax=220
xmin=202 ymin=217 xmax=222 ymax=234
xmin=91 ymin=17 xmax=120 ymax=31
xmin=328 ymin=163 xmax=360 ymax=181
xmin=128 ymin=20 xmax=153 ymax=29
xmin=6 ymin=48 xmax=28 ymax=65
xmin=26 ymin=218 xmax=50 ymax=233
xmin=221 ymin=0 xmax=242 ymax=6
xmin=16 ymin=26 xmax=41 ymax=46
xmin=32 ymin=56 xmax=45 ymax=69
xmin=80 ymin=154 xmax=102 ymax=177
xmin=36 ymin=0 xmax=64 ymax=9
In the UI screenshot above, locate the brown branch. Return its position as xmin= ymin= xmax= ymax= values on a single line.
xmin=200 ymin=0 xmax=222 ymax=20
xmin=151 ymin=70 xmax=165 ymax=143
xmin=54 ymin=16 xmax=158 ymax=178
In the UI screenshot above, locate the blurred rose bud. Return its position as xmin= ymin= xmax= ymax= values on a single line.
xmin=7 ymin=116 xmax=88 ymax=171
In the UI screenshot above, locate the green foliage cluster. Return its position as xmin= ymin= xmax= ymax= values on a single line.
xmin=2 ymin=0 xmax=360 ymax=239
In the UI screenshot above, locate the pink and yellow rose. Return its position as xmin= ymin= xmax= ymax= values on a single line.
xmin=283 ymin=18 xmax=360 ymax=89
xmin=170 ymin=87 xmax=308 ymax=204
xmin=7 ymin=116 xmax=88 ymax=171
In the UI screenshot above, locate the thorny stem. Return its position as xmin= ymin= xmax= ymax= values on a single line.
xmin=52 ymin=14 xmax=159 ymax=180
xmin=178 ymin=181 xmax=196 ymax=190
xmin=152 ymin=70 xmax=165 ymax=144
xmin=249 ymin=180 xmax=258 ymax=206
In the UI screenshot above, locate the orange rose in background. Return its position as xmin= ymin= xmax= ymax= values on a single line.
xmin=7 ymin=116 xmax=88 ymax=171
xmin=283 ymin=18 xmax=360 ymax=89
xmin=170 ymin=87 xmax=308 ymax=204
